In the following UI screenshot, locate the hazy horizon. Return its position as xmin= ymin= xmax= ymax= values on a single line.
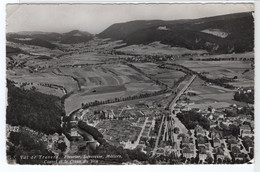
xmin=6 ymin=4 xmax=254 ymax=34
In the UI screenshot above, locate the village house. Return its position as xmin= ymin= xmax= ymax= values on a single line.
xmin=209 ymin=128 xmax=223 ymax=140
xmin=249 ymin=146 xmax=254 ymax=154
xmin=234 ymin=153 xmax=245 ymax=161
xmin=214 ymin=147 xmax=225 ymax=161
xmin=216 ymin=154 xmax=225 ymax=161
xmin=104 ymin=110 xmax=114 ymax=119
xmin=70 ymin=127 xmax=83 ymax=140
xmin=178 ymin=105 xmax=187 ymax=112
xmin=240 ymin=124 xmax=253 ymax=138
xmin=230 ymin=144 xmax=241 ymax=154
xmin=226 ymin=135 xmax=239 ymax=144
xmin=182 ymin=147 xmax=195 ymax=159
xmin=209 ymin=120 xmax=217 ymax=128
xmin=213 ymin=138 xmax=221 ymax=148
xmin=195 ymin=125 xmax=207 ymax=136
xmin=198 ymin=146 xmax=207 ymax=161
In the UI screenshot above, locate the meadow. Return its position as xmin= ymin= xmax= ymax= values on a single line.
xmin=186 ymin=77 xmax=247 ymax=110
xmin=117 ymin=41 xmax=207 ymax=56
xmin=60 ymin=64 xmax=161 ymax=114
xmin=132 ymin=63 xmax=186 ymax=88
xmin=175 ymin=60 xmax=254 ymax=88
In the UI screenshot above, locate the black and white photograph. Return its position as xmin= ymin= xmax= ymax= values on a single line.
xmin=5 ymin=3 xmax=255 ymax=165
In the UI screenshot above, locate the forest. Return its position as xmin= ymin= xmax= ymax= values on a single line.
xmin=6 ymin=80 xmax=65 ymax=134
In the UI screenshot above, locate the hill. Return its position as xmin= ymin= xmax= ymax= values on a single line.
xmin=98 ymin=12 xmax=254 ymax=54
xmin=6 ymin=80 xmax=65 ymax=134
xmin=6 ymin=33 xmax=59 ymax=49
xmin=6 ymin=30 xmax=93 ymax=48
xmin=6 ymin=46 xmax=25 ymax=55
xmin=60 ymin=30 xmax=93 ymax=44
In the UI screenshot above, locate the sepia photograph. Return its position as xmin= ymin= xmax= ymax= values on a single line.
xmin=5 ymin=3 xmax=254 ymax=165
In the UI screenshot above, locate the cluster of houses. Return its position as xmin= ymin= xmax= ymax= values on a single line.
xmin=152 ymin=100 xmax=254 ymax=164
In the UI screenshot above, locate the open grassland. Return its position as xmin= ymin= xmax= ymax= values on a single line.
xmin=186 ymin=77 xmax=246 ymax=110
xmin=175 ymin=60 xmax=254 ymax=88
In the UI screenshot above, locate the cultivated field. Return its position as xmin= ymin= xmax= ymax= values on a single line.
xmin=185 ymin=77 xmax=246 ymax=110
xmin=175 ymin=60 xmax=254 ymax=88
xmin=7 ymin=69 xmax=78 ymax=96
xmin=132 ymin=63 xmax=186 ymax=88
xmin=57 ymin=53 xmax=106 ymax=66
xmin=62 ymin=64 xmax=161 ymax=114
xmin=117 ymin=41 xmax=207 ymax=56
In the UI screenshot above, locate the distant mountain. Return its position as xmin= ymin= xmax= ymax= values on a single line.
xmin=6 ymin=33 xmax=59 ymax=49
xmin=60 ymin=30 xmax=93 ymax=44
xmin=98 ymin=12 xmax=254 ymax=54
xmin=6 ymin=30 xmax=93 ymax=48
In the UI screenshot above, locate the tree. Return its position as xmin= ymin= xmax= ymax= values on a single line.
xmin=205 ymin=155 xmax=213 ymax=164
xmin=57 ymin=142 xmax=67 ymax=152
xmin=174 ymin=127 xmax=180 ymax=134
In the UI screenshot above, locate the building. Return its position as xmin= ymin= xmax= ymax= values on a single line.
xmin=182 ymin=147 xmax=195 ymax=159
xmin=195 ymin=125 xmax=207 ymax=136
xmin=240 ymin=124 xmax=253 ymax=138
xmin=213 ymin=138 xmax=221 ymax=148
xmin=209 ymin=128 xmax=223 ymax=139
xmin=216 ymin=154 xmax=225 ymax=161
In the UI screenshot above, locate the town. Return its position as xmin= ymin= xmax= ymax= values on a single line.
xmin=6 ymin=7 xmax=254 ymax=165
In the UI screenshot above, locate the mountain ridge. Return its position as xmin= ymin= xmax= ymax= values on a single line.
xmin=98 ymin=12 xmax=254 ymax=54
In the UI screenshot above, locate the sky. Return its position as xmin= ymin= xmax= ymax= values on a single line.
xmin=6 ymin=4 xmax=254 ymax=34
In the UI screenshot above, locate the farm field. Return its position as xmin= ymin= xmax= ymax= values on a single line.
xmin=186 ymin=77 xmax=246 ymax=110
xmin=185 ymin=52 xmax=254 ymax=61
xmin=175 ymin=60 xmax=254 ymax=88
xmin=117 ymin=41 xmax=207 ymax=56
xmin=7 ymin=61 xmax=164 ymax=115
xmin=132 ymin=62 xmax=186 ymax=87
xmin=7 ymin=69 xmax=78 ymax=95
xmin=57 ymin=53 xmax=106 ymax=66
xmin=56 ymin=64 xmax=150 ymax=88
xmin=60 ymin=64 xmax=162 ymax=114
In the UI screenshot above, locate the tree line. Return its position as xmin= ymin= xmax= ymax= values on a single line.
xmin=165 ymin=63 xmax=236 ymax=89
